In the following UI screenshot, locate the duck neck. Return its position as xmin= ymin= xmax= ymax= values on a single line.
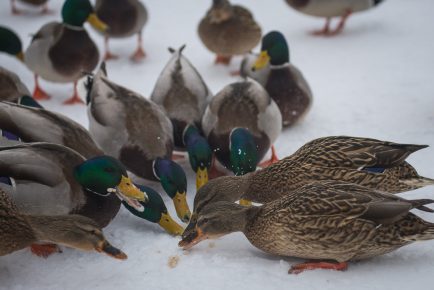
xmin=24 ymin=215 xmax=68 ymax=244
xmin=221 ymin=203 xmax=261 ymax=234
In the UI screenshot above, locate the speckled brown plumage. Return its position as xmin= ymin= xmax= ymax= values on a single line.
xmin=0 ymin=67 xmax=31 ymax=102
xmin=198 ymin=0 xmax=261 ymax=56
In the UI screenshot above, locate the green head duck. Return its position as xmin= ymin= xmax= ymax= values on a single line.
xmin=0 ymin=26 xmax=23 ymax=61
xmin=62 ymin=0 xmax=108 ymax=32
xmin=229 ymin=128 xmax=259 ymax=176
xmin=252 ymin=31 xmax=289 ymax=70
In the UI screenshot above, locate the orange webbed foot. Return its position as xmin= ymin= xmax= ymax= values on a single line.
xmin=258 ymin=146 xmax=279 ymax=168
xmin=30 ymin=243 xmax=62 ymax=258
xmin=33 ymin=86 xmax=51 ymax=101
xmin=130 ymin=47 xmax=146 ymax=62
xmin=289 ymin=261 xmax=348 ymax=274
xmin=215 ymin=55 xmax=232 ymax=65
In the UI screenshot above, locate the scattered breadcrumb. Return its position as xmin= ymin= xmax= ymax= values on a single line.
xmin=208 ymin=242 xmax=216 ymax=248
xmin=168 ymin=255 xmax=180 ymax=268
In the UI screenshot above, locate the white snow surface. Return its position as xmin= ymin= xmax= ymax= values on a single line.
xmin=1 ymin=0 xmax=434 ymax=289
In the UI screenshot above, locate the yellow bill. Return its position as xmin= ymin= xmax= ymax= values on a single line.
xmin=239 ymin=199 xmax=252 ymax=206
xmin=87 ymin=13 xmax=108 ymax=32
xmin=252 ymin=51 xmax=270 ymax=71
xmin=15 ymin=51 xmax=24 ymax=62
xmin=158 ymin=212 xmax=184 ymax=236
xmin=173 ymin=191 xmax=191 ymax=223
xmin=117 ymin=175 xmax=147 ymax=201
xmin=196 ymin=167 xmax=209 ymax=190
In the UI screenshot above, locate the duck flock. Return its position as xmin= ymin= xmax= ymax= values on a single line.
xmin=1 ymin=0 xmax=434 ymax=285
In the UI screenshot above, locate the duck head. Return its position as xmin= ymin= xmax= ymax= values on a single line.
xmin=153 ymin=157 xmax=191 ymax=223
xmin=74 ymin=156 xmax=148 ymax=211
xmin=183 ymin=125 xmax=212 ymax=190
xmin=208 ymin=0 xmax=233 ymax=23
xmin=252 ymin=31 xmax=289 ymax=70
xmin=122 ymin=184 xmax=184 ymax=236
xmin=62 ymin=0 xmax=108 ymax=32
xmin=0 ymin=26 xmax=24 ymax=61
xmin=229 ymin=128 xmax=259 ymax=176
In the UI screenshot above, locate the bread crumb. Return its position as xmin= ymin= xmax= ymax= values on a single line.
xmin=208 ymin=242 xmax=215 ymax=248
xmin=168 ymin=255 xmax=180 ymax=268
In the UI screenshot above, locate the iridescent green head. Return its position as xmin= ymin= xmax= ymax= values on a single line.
xmin=153 ymin=157 xmax=191 ymax=223
xmin=0 ymin=27 xmax=23 ymax=61
xmin=253 ymin=31 xmax=289 ymax=70
xmin=183 ymin=125 xmax=212 ymax=190
xmin=62 ymin=0 xmax=107 ymax=31
xmin=18 ymin=95 xmax=43 ymax=108
xmin=74 ymin=156 xmax=147 ymax=210
xmin=229 ymin=128 xmax=259 ymax=176
xmin=122 ymin=184 xmax=184 ymax=235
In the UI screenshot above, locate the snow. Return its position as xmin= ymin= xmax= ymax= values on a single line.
xmin=1 ymin=0 xmax=434 ymax=289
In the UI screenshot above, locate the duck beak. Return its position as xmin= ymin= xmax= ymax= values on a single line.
xmin=182 ymin=213 xmax=197 ymax=239
xmin=158 ymin=212 xmax=184 ymax=236
xmin=178 ymin=227 xmax=207 ymax=250
xmin=15 ymin=51 xmax=24 ymax=62
xmin=117 ymin=176 xmax=147 ymax=201
xmin=95 ymin=240 xmax=128 ymax=260
xmin=196 ymin=167 xmax=208 ymax=190
xmin=87 ymin=13 xmax=108 ymax=32
xmin=252 ymin=51 xmax=270 ymax=71
xmin=173 ymin=191 xmax=191 ymax=223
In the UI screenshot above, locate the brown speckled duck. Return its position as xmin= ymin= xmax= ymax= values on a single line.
xmin=0 ymin=188 xmax=127 ymax=259
xmin=182 ymin=136 xmax=434 ymax=239
xmin=198 ymin=0 xmax=262 ymax=65
xmin=180 ymin=180 xmax=434 ymax=274
xmin=285 ymin=0 xmax=384 ymax=35
xmin=0 ymin=67 xmax=31 ymax=103
xmin=10 ymin=0 xmax=50 ymax=15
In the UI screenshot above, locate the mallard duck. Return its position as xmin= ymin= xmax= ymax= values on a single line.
xmin=198 ymin=0 xmax=262 ymax=65
xmin=182 ymin=136 xmax=434 ymax=239
xmin=94 ymin=0 xmax=148 ymax=61
xmin=0 ymin=188 xmax=127 ymax=259
xmin=10 ymin=0 xmax=50 ymax=14
xmin=85 ymin=64 xmax=191 ymax=223
xmin=201 ymin=79 xmax=282 ymax=177
xmin=0 ymin=26 xmax=25 ymax=62
xmin=249 ymin=31 xmax=312 ymax=127
xmin=0 ymin=67 xmax=31 ymax=103
xmin=24 ymin=0 xmax=108 ymax=104
xmin=285 ymin=0 xmax=384 ymax=35
xmin=0 ymin=142 xmax=147 ymax=231
xmin=180 ymin=180 xmax=434 ymax=274
xmin=0 ymin=101 xmax=183 ymax=235
xmin=150 ymin=45 xmax=213 ymax=189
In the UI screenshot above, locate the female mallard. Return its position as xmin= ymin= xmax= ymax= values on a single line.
xmin=202 ymin=79 xmax=282 ymax=177
xmin=180 ymin=180 xmax=434 ymax=274
xmin=198 ymin=0 xmax=262 ymax=65
xmin=285 ymin=0 xmax=384 ymax=36
xmin=86 ymin=64 xmax=191 ymax=223
xmin=0 ymin=101 xmax=183 ymax=235
xmin=0 ymin=67 xmax=31 ymax=103
xmin=24 ymin=0 xmax=108 ymax=104
xmin=10 ymin=0 xmax=50 ymax=15
xmin=0 ymin=188 xmax=127 ymax=259
xmin=94 ymin=0 xmax=148 ymax=61
xmin=150 ymin=45 xmax=213 ymax=189
xmin=249 ymin=31 xmax=313 ymax=127
xmin=182 ymin=136 xmax=434 ymax=239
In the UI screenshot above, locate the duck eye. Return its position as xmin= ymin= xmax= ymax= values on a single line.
xmin=105 ymin=167 xmax=115 ymax=173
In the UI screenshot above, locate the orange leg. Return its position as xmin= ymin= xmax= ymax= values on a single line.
xmin=214 ymin=55 xmax=232 ymax=65
xmin=208 ymin=155 xmax=227 ymax=179
xmin=104 ymin=37 xmax=119 ymax=61
xmin=32 ymin=75 xmax=51 ymax=100
xmin=11 ymin=0 xmax=21 ymax=15
xmin=63 ymin=81 xmax=84 ymax=105
xmin=311 ymin=18 xmax=331 ymax=36
xmin=130 ymin=32 xmax=146 ymax=62
xmin=329 ymin=10 xmax=352 ymax=35
xmin=289 ymin=261 xmax=348 ymax=274
xmin=172 ymin=153 xmax=186 ymax=161
xmin=258 ymin=145 xmax=279 ymax=168
xmin=30 ymin=243 xmax=62 ymax=258
xmin=230 ymin=70 xmax=241 ymax=76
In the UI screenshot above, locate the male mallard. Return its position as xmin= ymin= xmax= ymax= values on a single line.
xmin=86 ymin=64 xmax=191 ymax=223
xmin=0 ymin=101 xmax=183 ymax=235
xmin=285 ymin=0 xmax=384 ymax=35
xmin=180 ymin=180 xmax=434 ymax=274
xmin=0 ymin=188 xmax=127 ymax=259
xmin=24 ymin=0 xmax=108 ymax=104
xmin=249 ymin=31 xmax=312 ymax=127
xmin=198 ymin=0 xmax=262 ymax=65
xmin=0 ymin=26 xmax=25 ymax=62
xmin=182 ymin=136 xmax=434 ymax=239
xmin=150 ymin=45 xmax=213 ymax=189
xmin=10 ymin=0 xmax=50 ymax=15
xmin=94 ymin=0 xmax=148 ymax=61
xmin=201 ymin=79 xmax=282 ymax=177
xmin=0 ymin=67 xmax=31 ymax=103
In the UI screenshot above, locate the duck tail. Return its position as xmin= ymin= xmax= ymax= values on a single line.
xmin=404 ymin=223 xmax=434 ymax=242
xmin=401 ymin=176 xmax=434 ymax=188
xmin=84 ymin=74 xmax=94 ymax=105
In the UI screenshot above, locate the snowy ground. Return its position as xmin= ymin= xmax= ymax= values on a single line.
xmin=1 ymin=0 xmax=434 ymax=289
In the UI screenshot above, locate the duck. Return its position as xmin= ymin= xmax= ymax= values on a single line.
xmin=0 ymin=26 xmax=25 ymax=62
xmin=150 ymin=45 xmax=213 ymax=189
xmin=93 ymin=0 xmax=148 ymax=61
xmin=85 ymin=63 xmax=191 ymax=223
xmin=0 ymin=66 xmax=31 ymax=103
xmin=10 ymin=0 xmax=51 ymax=14
xmin=0 ymin=187 xmax=127 ymax=259
xmin=0 ymin=101 xmax=183 ymax=235
xmin=24 ymin=0 xmax=108 ymax=105
xmin=198 ymin=0 xmax=262 ymax=65
xmin=182 ymin=136 xmax=434 ymax=240
xmin=248 ymin=31 xmax=312 ymax=127
xmin=179 ymin=180 xmax=434 ymax=274
xmin=201 ymin=79 xmax=282 ymax=178
xmin=285 ymin=0 xmax=385 ymax=36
